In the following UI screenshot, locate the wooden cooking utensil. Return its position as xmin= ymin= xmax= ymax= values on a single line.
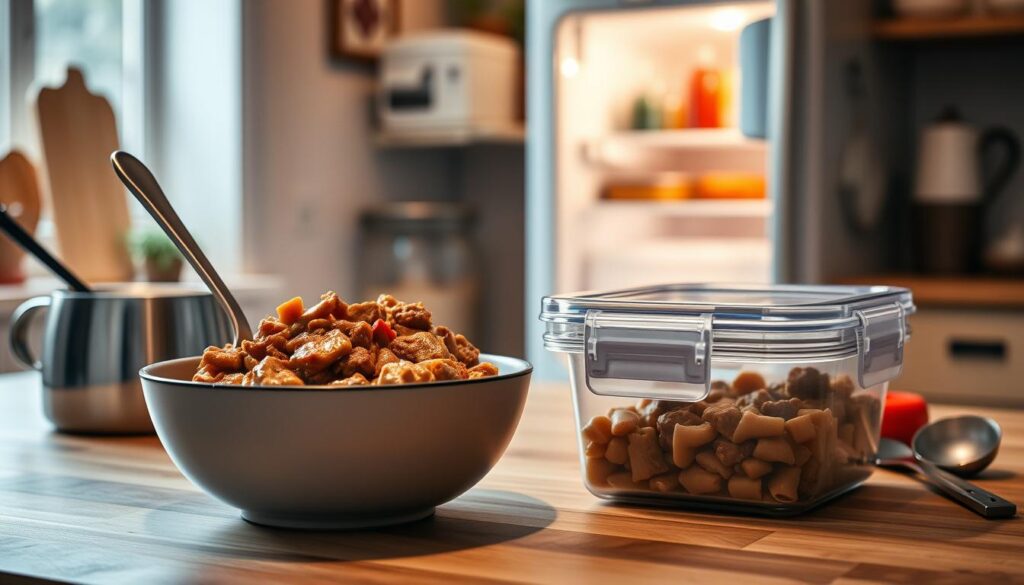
xmin=0 ymin=151 xmax=41 ymax=283
xmin=34 ymin=67 xmax=133 ymax=282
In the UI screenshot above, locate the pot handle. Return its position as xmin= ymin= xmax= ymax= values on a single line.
xmin=9 ymin=295 xmax=50 ymax=371
xmin=980 ymin=127 xmax=1021 ymax=205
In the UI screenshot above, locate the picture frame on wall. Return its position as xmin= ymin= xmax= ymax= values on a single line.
xmin=331 ymin=0 xmax=401 ymax=62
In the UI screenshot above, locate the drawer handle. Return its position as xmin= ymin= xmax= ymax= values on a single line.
xmin=948 ymin=339 xmax=1007 ymax=361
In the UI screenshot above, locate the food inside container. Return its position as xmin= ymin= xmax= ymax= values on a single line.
xmin=602 ymin=173 xmax=693 ymax=201
xmin=540 ymin=284 xmax=914 ymax=515
xmin=694 ymin=172 xmax=766 ymax=199
xmin=194 ymin=291 xmax=497 ymax=387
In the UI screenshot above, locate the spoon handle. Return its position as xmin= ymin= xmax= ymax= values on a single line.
xmin=110 ymin=151 xmax=253 ymax=345
xmin=914 ymin=460 xmax=1017 ymax=519
xmin=0 ymin=206 xmax=90 ymax=292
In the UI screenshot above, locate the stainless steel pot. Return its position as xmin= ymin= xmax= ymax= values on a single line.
xmin=9 ymin=284 xmax=232 ymax=434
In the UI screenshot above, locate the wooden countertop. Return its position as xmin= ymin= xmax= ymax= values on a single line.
xmin=1 ymin=374 xmax=1023 ymax=584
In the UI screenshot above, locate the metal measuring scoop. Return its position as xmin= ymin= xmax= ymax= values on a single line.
xmin=877 ymin=415 xmax=1016 ymax=519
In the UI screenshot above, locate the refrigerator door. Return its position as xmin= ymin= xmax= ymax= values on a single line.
xmin=773 ymin=0 xmax=899 ymax=284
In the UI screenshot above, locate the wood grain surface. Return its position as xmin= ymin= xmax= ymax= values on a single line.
xmin=0 ymin=374 xmax=1022 ymax=584
xmin=0 ymin=151 xmax=41 ymax=283
xmin=33 ymin=67 xmax=133 ymax=283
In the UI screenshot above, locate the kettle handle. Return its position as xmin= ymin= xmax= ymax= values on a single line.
xmin=9 ymin=295 xmax=50 ymax=371
xmin=980 ymin=127 xmax=1021 ymax=205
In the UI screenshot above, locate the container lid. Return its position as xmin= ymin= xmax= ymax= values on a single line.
xmin=540 ymin=283 xmax=914 ymax=401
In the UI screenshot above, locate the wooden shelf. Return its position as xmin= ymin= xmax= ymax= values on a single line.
xmin=873 ymin=15 xmax=1024 ymax=40
xmin=376 ymin=126 xmax=524 ymax=148
xmin=834 ymin=274 xmax=1024 ymax=309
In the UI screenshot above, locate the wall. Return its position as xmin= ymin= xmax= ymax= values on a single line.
xmin=241 ymin=0 xmax=456 ymax=304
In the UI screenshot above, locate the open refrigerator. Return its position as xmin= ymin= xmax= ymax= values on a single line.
xmin=552 ymin=2 xmax=775 ymax=293
xmin=527 ymin=0 xmax=897 ymax=376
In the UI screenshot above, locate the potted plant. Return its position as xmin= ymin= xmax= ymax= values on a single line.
xmin=131 ymin=229 xmax=183 ymax=282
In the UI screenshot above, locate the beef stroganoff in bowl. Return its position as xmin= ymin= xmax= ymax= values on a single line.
xmin=193 ymin=291 xmax=498 ymax=387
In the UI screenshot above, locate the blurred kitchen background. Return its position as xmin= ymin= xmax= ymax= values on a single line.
xmin=0 ymin=0 xmax=1022 ymax=404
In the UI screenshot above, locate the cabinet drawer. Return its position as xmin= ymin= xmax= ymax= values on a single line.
xmin=896 ymin=308 xmax=1024 ymax=406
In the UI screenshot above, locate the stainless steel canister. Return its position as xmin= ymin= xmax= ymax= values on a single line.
xmin=9 ymin=284 xmax=231 ymax=434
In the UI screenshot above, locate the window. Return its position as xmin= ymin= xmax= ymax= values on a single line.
xmin=1 ymin=0 xmax=148 ymax=245
xmin=0 ymin=0 xmax=242 ymax=272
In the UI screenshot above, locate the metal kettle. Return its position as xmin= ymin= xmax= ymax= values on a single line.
xmin=913 ymin=108 xmax=1021 ymax=273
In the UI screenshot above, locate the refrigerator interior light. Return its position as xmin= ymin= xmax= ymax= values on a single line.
xmin=560 ymin=57 xmax=580 ymax=78
xmin=708 ymin=8 xmax=746 ymax=32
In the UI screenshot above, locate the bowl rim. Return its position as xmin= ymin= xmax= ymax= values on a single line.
xmin=140 ymin=353 xmax=533 ymax=393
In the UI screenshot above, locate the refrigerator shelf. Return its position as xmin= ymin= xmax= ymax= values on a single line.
xmin=582 ymin=128 xmax=767 ymax=174
xmin=589 ymin=198 xmax=771 ymax=218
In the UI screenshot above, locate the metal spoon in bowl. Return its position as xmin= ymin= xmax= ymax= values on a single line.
xmin=877 ymin=416 xmax=1016 ymax=518
xmin=110 ymin=151 xmax=252 ymax=345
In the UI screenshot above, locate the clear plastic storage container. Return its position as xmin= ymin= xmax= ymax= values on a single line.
xmin=541 ymin=284 xmax=915 ymax=515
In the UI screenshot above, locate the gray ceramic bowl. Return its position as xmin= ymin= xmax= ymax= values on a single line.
xmin=139 ymin=354 xmax=531 ymax=529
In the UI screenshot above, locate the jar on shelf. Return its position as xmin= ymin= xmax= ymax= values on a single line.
xmin=358 ymin=202 xmax=480 ymax=339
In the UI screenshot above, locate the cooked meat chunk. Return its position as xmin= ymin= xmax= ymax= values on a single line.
xmin=306 ymin=318 xmax=332 ymax=331
xmin=713 ymin=438 xmax=748 ymax=467
xmin=301 ymin=291 xmax=347 ymax=322
xmin=418 ymin=358 xmax=466 ymax=381
xmin=331 ymin=373 xmax=369 ymax=386
xmin=760 ymin=397 xmax=803 ymax=420
xmin=832 ymin=374 xmax=856 ymax=400
xmin=432 ymin=325 xmax=481 ymax=364
xmin=199 ymin=345 xmax=245 ymax=372
xmin=656 ymin=408 xmax=702 ymax=450
xmin=392 ymin=302 xmax=432 ymax=330
xmin=195 ymin=292 xmax=497 ymax=386
xmin=467 ymin=362 xmax=499 ymax=379
xmin=376 ymin=293 xmax=401 ymax=310
xmin=346 ymin=301 xmax=384 ymax=324
xmin=786 ymin=367 xmax=829 ymax=400
xmin=242 ymin=357 xmax=304 ymax=386
xmin=627 ymin=427 xmax=670 ymax=482
xmin=193 ymin=365 xmax=222 ymax=384
xmin=688 ymin=389 xmax=728 ymax=416
xmin=392 ymin=323 xmax=422 ymax=337
xmin=376 ymin=360 xmax=434 ymax=385
xmin=340 ymin=346 xmax=375 ymax=378
xmin=285 ymin=331 xmax=316 ymax=353
xmin=735 ymin=389 xmax=773 ymax=412
xmin=702 ymin=402 xmax=742 ymax=441
xmin=389 ymin=331 xmax=451 ymax=362
xmin=435 ymin=325 xmax=459 ymax=352
xmin=289 ymin=329 xmax=352 ymax=373
xmin=256 ymin=317 xmax=288 ymax=338
xmin=334 ymin=320 xmax=373 ymax=348
xmin=632 ymin=399 xmax=684 ymax=428
xmin=375 ymin=347 xmax=400 ymax=377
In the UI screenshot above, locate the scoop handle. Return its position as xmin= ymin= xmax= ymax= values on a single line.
xmin=914 ymin=459 xmax=1017 ymax=519
xmin=110 ymin=151 xmax=252 ymax=345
